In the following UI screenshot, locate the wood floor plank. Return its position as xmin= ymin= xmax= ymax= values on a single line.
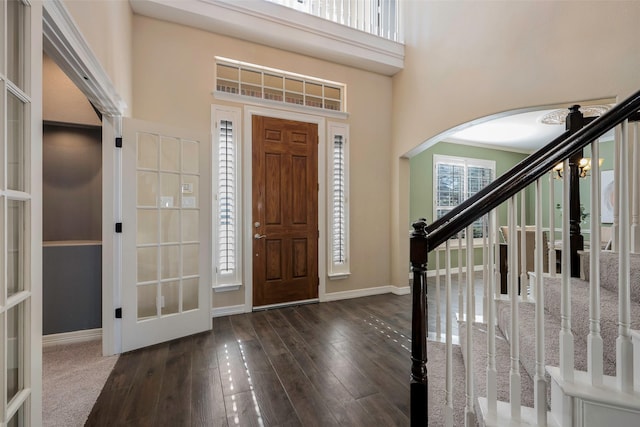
xmin=191 ymin=367 xmax=228 ymax=427
xmin=153 ymin=350 xmax=192 ymax=426
xmin=268 ymin=351 xmax=341 ymax=426
xmin=89 ymin=295 xmax=423 ymax=426
xmin=118 ymin=344 xmax=169 ymax=424
xmin=262 ymin=310 xmax=375 ymax=425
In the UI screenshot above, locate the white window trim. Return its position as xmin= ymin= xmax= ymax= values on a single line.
xmin=328 ymin=122 xmax=350 ymax=279
xmin=433 ymin=154 xmax=495 ymax=244
xmin=212 ymin=105 xmax=243 ymax=291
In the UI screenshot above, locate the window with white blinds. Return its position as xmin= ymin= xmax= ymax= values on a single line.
xmin=433 ymin=154 xmax=494 ymax=238
xmin=328 ymin=122 xmax=350 ymax=278
xmin=213 ymin=106 xmax=241 ymax=286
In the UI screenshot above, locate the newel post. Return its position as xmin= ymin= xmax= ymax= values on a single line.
xmin=410 ymin=219 xmax=429 ymax=426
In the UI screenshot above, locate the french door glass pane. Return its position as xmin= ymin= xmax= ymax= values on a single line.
xmin=7 ymin=0 xmax=25 ymax=90
xmin=6 ymin=304 xmax=23 ymax=404
xmin=7 ymin=200 xmax=25 ymax=296
xmin=7 ymin=92 xmax=25 ymax=191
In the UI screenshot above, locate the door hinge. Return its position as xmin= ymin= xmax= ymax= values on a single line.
xmin=115 ymin=308 xmax=122 ymax=318
xmin=115 ymin=137 xmax=122 ymax=148
xmin=115 ymin=222 xmax=123 ymax=233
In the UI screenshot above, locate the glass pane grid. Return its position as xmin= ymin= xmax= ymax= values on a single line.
xmin=215 ymin=59 xmax=345 ymax=112
xmin=435 ymin=159 xmax=494 ymax=239
xmin=136 ymin=131 xmax=200 ymax=320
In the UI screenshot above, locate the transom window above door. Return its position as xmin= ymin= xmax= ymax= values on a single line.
xmin=214 ymin=57 xmax=346 ymax=113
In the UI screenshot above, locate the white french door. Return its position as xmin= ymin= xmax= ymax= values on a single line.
xmin=2 ymin=0 xmax=41 ymax=425
xmin=121 ymin=118 xmax=211 ymax=352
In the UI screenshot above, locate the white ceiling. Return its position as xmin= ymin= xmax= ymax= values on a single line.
xmin=445 ymin=108 xmax=616 ymax=153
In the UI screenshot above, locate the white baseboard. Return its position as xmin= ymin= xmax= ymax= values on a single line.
xmin=43 ymin=328 xmax=102 ymax=348
xmin=211 ymin=304 xmax=247 ymax=318
xmin=323 ymin=285 xmax=408 ymax=302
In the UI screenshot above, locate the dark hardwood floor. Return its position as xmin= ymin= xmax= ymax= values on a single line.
xmin=85 ymin=294 xmax=417 ymax=427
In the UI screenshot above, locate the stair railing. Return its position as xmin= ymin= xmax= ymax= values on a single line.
xmin=409 ymin=89 xmax=640 ymax=426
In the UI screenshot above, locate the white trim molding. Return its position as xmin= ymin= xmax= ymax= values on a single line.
xmin=323 ymin=285 xmax=409 ymax=302
xmin=211 ymin=304 xmax=247 ymax=318
xmin=42 ymin=0 xmax=126 ymax=115
xmin=42 ymin=328 xmax=102 ymax=348
xmin=130 ymin=0 xmax=404 ymax=76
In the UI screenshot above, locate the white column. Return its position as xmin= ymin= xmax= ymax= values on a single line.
xmin=560 ymin=159 xmax=575 ymax=381
xmin=486 ymin=210 xmax=497 ymax=420
xmin=631 ymin=122 xmax=640 ymax=253
xmin=617 ymin=120 xmax=634 ymax=392
xmin=548 ymin=171 xmax=557 ymax=276
xmin=534 ymin=178 xmax=547 ymax=426
xmin=465 ymin=225 xmax=475 ymax=427
xmin=508 ymin=197 xmax=522 ymax=420
xmin=589 ymin=139 xmax=604 ymax=386
xmin=445 ymin=241 xmax=454 ymax=427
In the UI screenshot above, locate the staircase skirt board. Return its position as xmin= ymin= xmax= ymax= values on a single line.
xmin=477 ymin=398 xmax=560 ymax=427
xmin=549 ymin=367 xmax=640 ymax=427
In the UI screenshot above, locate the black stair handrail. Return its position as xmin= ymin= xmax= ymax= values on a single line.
xmin=426 ymin=89 xmax=640 ymax=251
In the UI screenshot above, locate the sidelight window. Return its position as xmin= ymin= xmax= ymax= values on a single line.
xmin=328 ymin=122 xmax=350 ymax=278
xmin=213 ymin=106 xmax=242 ymax=287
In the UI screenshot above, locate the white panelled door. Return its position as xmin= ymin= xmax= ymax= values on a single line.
xmin=122 ymin=118 xmax=211 ymax=352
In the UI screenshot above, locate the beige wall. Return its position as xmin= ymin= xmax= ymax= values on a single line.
xmin=132 ymin=15 xmax=394 ymax=308
xmin=390 ymin=1 xmax=640 ymax=286
xmin=63 ymin=0 xmax=133 ymax=115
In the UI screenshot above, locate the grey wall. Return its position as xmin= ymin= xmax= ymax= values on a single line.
xmin=43 ymin=245 xmax=102 ymax=334
xmin=43 ymin=123 xmax=102 ymax=242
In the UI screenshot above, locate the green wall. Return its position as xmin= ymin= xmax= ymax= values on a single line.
xmin=409 ymin=139 xmax=616 ymax=270
xmin=409 ymin=142 xmax=529 ymax=269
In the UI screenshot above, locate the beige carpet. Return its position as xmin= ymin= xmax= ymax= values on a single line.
xmin=43 ymin=340 xmax=118 ymax=427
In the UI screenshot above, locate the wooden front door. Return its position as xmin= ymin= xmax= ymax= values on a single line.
xmin=252 ymin=116 xmax=319 ymax=307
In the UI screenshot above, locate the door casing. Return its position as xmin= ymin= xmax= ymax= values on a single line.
xmin=243 ymin=106 xmax=327 ymax=310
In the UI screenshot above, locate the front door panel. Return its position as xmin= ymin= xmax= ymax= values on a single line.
xmin=252 ymin=116 xmax=318 ymax=307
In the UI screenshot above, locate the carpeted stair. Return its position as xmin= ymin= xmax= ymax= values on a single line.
xmin=459 ymin=250 xmax=640 ymax=424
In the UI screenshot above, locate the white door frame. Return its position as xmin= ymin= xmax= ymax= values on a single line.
xmin=42 ymin=1 xmax=126 ymax=355
xmin=242 ymin=106 xmax=327 ymax=311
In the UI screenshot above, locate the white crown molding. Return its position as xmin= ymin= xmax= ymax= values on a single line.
xmin=130 ymin=0 xmax=404 ymax=76
xmin=42 ymin=0 xmax=127 ymax=116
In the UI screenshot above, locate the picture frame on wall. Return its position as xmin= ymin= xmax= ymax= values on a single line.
xmin=601 ymin=169 xmax=615 ymax=223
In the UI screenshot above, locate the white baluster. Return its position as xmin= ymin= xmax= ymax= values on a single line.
xmin=445 ymin=240 xmax=454 ymax=427
xmin=535 ymin=178 xmax=547 ymax=426
xmin=549 ymin=171 xmax=557 ymax=276
xmin=465 ymin=225 xmax=475 ymax=427
xmin=589 ymin=139 xmax=604 ymax=386
xmin=486 ymin=209 xmax=497 ymax=420
xmin=483 ymin=215 xmax=489 ymax=324
xmin=560 ymin=159 xmax=575 ymax=382
xmin=632 ymin=122 xmax=640 ymax=253
xmin=613 ymin=126 xmax=621 ymax=251
xmin=458 ymin=232 xmax=464 ymax=320
xmin=520 ymin=189 xmax=528 ymax=300
xmin=617 ymin=120 xmax=634 ymax=392
xmin=435 ymin=248 xmax=441 ymax=339
xmin=508 ymin=196 xmax=522 ymax=420
xmin=494 ymin=212 xmax=501 ymax=301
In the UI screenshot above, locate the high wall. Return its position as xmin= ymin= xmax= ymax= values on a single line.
xmin=132 ymin=15 xmax=394 ymax=308
xmin=391 ymin=1 xmax=640 ymax=286
xmin=63 ymin=0 xmax=133 ymax=115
